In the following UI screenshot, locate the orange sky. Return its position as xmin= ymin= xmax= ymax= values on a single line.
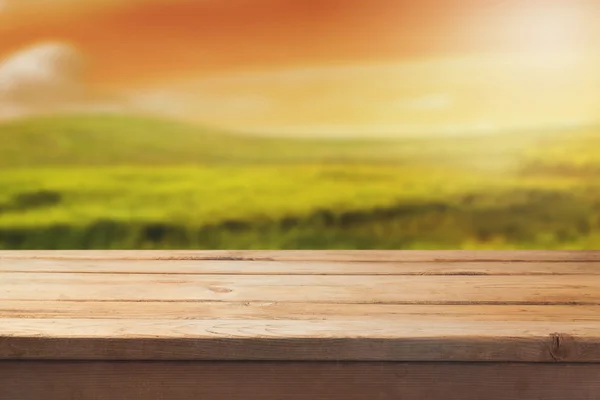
xmin=0 ymin=0 xmax=599 ymax=135
xmin=1 ymin=0 xmax=597 ymax=86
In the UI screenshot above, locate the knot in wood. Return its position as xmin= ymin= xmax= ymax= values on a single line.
xmin=549 ymin=333 xmax=574 ymax=362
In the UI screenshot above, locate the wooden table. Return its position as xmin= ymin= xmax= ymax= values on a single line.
xmin=2 ymin=250 xmax=600 ymax=399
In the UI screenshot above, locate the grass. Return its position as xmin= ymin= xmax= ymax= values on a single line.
xmin=0 ymin=113 xmax=412 ymax=166
xmin=1 ymin=113 xmax=599 ymax=249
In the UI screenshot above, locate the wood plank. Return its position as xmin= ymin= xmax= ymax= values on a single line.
xmin=1 ymin=318 xmax=600 ymax=361
xmin=2 ymin=272 xmax=600 ymax=304
xmin=0 ymin=314 xmax=597 ymax=363
xmin=3 ymin=251 xmax=600 ymax=364
xmin=4 ymin=301 xmax=600 ymax=321
xmin=2 ymin=258 xmax=599 ymax=275
xmin=0 ymin=318 xmax=600 ymax=363
xmin=2 ymin=361 xmax=600 ymax=400
xmin=2 ymin=250 xmax=600 ymax=262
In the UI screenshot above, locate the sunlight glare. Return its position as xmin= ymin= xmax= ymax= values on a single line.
xmin=507 ymin=4 xmax=585 ymax=55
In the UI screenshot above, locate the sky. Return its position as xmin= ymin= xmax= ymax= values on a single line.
xmin=0 ymin=0 xmax=599 ymax=136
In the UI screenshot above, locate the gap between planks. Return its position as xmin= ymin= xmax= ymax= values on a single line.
xmin=1 ymin=259 xmax=599 ymax=275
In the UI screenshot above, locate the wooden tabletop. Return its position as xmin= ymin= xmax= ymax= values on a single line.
xmin=2 ymin=250 xmax=600 ymax=362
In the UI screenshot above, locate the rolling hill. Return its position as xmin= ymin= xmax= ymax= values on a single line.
xmin=0 ymin=113 xmax=397 ymax=167
xmin=1 ymin=112 xmax=585 ymax=169
xmin=1 ymin=113 xmax=600 ymax=250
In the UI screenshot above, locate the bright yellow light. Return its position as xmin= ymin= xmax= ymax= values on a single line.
xmin=506 ymin=4 xmax=585 ymax=54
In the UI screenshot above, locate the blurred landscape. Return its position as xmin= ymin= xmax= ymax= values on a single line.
xmin=1 ymin=0 xmax=599 ymax=249
xmin=3 ymin=113 xmax=600 ymax=250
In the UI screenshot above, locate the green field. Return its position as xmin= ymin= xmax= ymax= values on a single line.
xmin=1 ymin=113 xmax=600 ymax=249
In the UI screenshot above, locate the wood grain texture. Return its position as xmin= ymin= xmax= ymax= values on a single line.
xmin=2 ymin=361 xmax=600 ymax=400
xmin=2 ymin=258 xmax=600 ymax=275
xmin=2 ymin=251 xmax=600 ymax=363
xmin=2 ymin=250 xmax=600 ymax=261
xmin=2 ymin=272 xmax=600 ymax=304
xmin=2 ymin=319 xmax=600 ymax=361
xmin=4 ymin=301 xmax=600 ymax=321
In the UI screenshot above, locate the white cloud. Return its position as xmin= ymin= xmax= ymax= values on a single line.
xmin=0 ymin=41 xmax=88 ymax=117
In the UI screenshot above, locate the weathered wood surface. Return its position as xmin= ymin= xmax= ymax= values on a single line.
xmin=3 ymin=258 xmax=600 ymax=275
xmin=2 ymin=361 xmax=600 ymax=400
xmin=1 ymin=251 xmax=600 ymax=362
